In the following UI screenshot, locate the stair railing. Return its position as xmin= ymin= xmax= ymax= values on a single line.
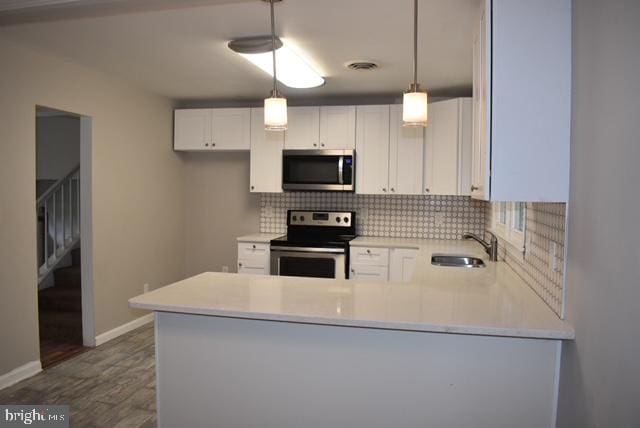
xmin=36 ymin=165 xmax=81 ymax=283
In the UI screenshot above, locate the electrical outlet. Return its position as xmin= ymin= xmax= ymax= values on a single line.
xmin=143 ymin=283 xmax=149 ymax=293
xmin=264 ymin=205 xmax=274 ymax=217
xmin=434 ymin=212 xmax=446 ymax=228
xmin=222 ymin=266 xmax=229 ymax=273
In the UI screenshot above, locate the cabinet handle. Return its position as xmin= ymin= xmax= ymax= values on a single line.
xmin=425 ymin=188 xmax=430 ymax=193
xmin=471 ymin=185 xmax=479 ymax=191
xmin=382 ymin=188 xmax=387 ymax=192
xmin=391 ymin=188 xmax=395 ymax=192
xmin=250 ymin=185 xmax=255 ymax=190
xmin=321 ymin=143 xmax=325 ymax=147
xmin=238 ymin=262 xmax=243 ymax=267
xmin=351 ymin=268 xmax=355 ymax=273
xmin=366 ymin=249 xmax=371 ymax=254
xmin=252 ymin=244 xmax=256 ymax=249
xmin=205 ymin=143 xmax=209 ymax=147
xmin=212 ymin=143 xmax=216 ymax=147
xmin=313 ymin=143 xmax=318 ymax=147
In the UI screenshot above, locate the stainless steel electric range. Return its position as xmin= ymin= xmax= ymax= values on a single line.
xmin=270 ymin=210 xmax=356 ymax=280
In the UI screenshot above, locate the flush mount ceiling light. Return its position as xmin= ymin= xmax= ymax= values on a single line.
xmin=402 ymin=0 xmax=428 ymax=127
xmin=229 ymin=36 xmax=325 ymax=89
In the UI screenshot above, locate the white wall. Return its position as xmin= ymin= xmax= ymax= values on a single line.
xmin=0 ymin=37 xmax=185 ymax=376
xmin=557 ymin=0 xmax=640 ymax=426
xmin=182 ymin=152 xmax=260 ymax=276
xmin=36 ymin=115 xmax=80 ymax=181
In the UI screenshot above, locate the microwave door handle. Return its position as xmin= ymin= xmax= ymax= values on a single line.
xmin=338 ymin=156 xmax=344 ymax=185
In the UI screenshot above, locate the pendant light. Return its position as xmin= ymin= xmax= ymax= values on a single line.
xmin=402 ymin=0 xmax=428 ymax=127
xmin=264 ymin=0 xmax=287 ymax=131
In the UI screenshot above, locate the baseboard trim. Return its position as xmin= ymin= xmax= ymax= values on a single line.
xmin=94 ymin=313 xmax=153 ymax=346
xmin=0 ymin=360 xmax=42 ymax=391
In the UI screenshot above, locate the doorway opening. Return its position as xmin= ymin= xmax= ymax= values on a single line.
xmin=35 ymin=106 xmax=94 ymax=368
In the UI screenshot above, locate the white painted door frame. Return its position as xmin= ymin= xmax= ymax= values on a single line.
xmin=79 ymin=116 xmax=96 ymax=347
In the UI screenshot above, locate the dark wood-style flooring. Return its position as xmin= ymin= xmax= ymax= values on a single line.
xmin=39 ymin=339 xmax=89 ymax=369
xmin=0 ymin=323 xmax=156 ymax=427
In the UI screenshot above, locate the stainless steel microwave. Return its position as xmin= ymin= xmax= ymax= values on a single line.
xmin=282 ymin=150 xmax=355 ymax=192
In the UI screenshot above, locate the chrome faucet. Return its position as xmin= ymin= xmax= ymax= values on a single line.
xmin=463 ymin=231 xmax=499 ymax=262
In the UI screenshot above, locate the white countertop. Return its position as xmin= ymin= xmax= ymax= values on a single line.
xmin=236 ymin=233 xmax=283 ymax=243
xmin=130 ymin=239 xmax=573 ymax=340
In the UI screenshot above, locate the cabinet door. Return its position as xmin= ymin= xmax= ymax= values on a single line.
xmin=471 ymin=6 xmax=490 ymax=200
xmin=285 ymin=107 xmax=320 ymax=149
xmin=350 ymin=264 xmax=389 ymax=283
xmin=174 ymin=109 xmax=212 ymax=151
xmin=389 ymin=105 xmax=424 ymax=195
xmin=319 ymin=106 xmax=356 ymax=149
xmin=389 ymin=248 xmax=418 ymax=283
xmin=250 ymin=108 xmax=284 ymax=193
xmin=424 ymin=99 xmax=460 ymax=195
xmin=355 ymin=105 xmax=390 ymax=195
xmin=210 ymin=108 xmax=251 ymax=150
xmin=457 ymin=99 xmax=473 ymax=196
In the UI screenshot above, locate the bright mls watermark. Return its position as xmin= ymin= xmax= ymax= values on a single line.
xmin=0 ymin=406 xmax=68 ymax=427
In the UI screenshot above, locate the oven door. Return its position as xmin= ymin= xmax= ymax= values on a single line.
xmin=270 ymin=247 xmax=346 ymax=279
xmin=282 ymin=150 xmax=354 ymax=192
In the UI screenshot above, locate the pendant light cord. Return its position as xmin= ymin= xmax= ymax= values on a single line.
xmin=270 ymin=0 xmax=278 ymax=96
xmin=413 ymin=0 xmax=418 ymax=89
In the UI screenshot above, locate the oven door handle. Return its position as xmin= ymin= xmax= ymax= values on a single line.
xmin=270 ymin=246 xmax=345 ymax=254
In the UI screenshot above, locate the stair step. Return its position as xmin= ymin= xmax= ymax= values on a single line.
xmin=39 ymin=287 xmax=81 ymax=312
xmin=53 ymin=266 xmax=81 ymax=289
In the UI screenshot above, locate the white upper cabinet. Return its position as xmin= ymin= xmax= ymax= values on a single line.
xmin=210 ymin=108 xmax=251 ymax=150
xmin=250 ymin=108 xmax=284 ymax=193
xmin=424 ymin=98 xmax=473 ymax=196
xmin=472 ymin=0 xmax=571 ymax=202
xmin=355 ymin=105 xmax=391 ymax=195
xmin=389 ymin=105 xmax=424 ymax=195
xmin=319 ymin=106 xmax=356 ymax=149
xmin=285 ymin=107 xmax=320 ymax=149
xmin=285 ymin=106 xmax=356 ymax=150
xmin=174 ymin=109 xmax=211 ymax=151
xmin=174 ymin=108 xmax=250 ymax=151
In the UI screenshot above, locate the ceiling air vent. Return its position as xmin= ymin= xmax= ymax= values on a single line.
xmin=345 ymin=61 xmax=379 ymax=71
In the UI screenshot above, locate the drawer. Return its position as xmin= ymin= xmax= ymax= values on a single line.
xmin=238 ymin=265 xmax=268 ymax=275
xmin=350 ymin=264 xmax=389 ymax=282
xmin=238 ymin=258 xmax=269 ymax=275
xmin=238 ymin=242 xmax=269 ymax=260
xmin=350 ymin=246 xmax=390 ymax=266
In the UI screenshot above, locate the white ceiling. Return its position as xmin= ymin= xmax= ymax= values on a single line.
xmin=0 ymin=0 xmax=481 ymax=102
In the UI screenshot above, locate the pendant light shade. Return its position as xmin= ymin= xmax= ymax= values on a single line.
xmin=403 ymin=0 xmax=428 ymax=127
xmin=264 ymin=0 xmax=287 ymax=131
xmin=264 ymin=91 xmax=288 ymax=130
xmin=403 ymin=85 xmax=428 ymax=126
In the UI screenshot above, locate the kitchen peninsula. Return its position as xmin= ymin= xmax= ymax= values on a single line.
xmin=130 ymin=240 xmax=573 ymax=428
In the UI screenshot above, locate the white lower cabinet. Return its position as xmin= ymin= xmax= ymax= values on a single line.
xmin=237 ymin=242 xmax=270 ymax=275
xmin=350 ymin=246 xmax=418 ymax=283
xmin=389 ymin=248 xmax=419 ymax=283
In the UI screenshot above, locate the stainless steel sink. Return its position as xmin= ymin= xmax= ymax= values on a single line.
xmin=431 ymin=254 xmax=486 ymax=268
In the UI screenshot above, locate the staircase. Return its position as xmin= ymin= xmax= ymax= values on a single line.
xmin=37 ymin=165 xmax=80 ymax=284
xmin=38 ymin=247 xmax=83 ymax=344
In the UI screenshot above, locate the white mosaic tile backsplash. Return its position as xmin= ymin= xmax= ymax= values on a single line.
xmin=486 ymin=202 xmax=567 ymax=316
xmin=260 ymin=193 xmax=487 ymax=239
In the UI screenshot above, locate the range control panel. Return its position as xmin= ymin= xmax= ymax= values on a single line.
xmin=288 ymin=211 xmax=354 ymax=227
